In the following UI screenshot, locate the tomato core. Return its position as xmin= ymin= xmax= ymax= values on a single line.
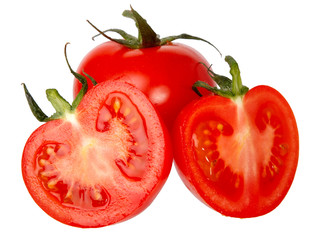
xmin=35 ymin=142 xmax=110 ymax=209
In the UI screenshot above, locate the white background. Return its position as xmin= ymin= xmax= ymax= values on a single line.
xmin=1 ymin=0 xmax=320 ymax=239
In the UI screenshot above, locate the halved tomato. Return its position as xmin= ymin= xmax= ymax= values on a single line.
xmin=22 ymin=79 xmax=172 ymax=227
xmin=173 ymin=56 xmax=299 ymax=217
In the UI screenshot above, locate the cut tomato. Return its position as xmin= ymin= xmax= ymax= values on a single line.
xmin=22 ymin=69 xmax=172 ymax=227
xmin=173 ymin=56 xmax=299 ymax=217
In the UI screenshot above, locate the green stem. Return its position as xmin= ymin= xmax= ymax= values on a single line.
xmin=23 ymin=43 xmax=92 ymax=122
xmin=192 ymin=81 xmax=234 ymax=98
xmin=88 ymin=5 xmax=221 ymax=55
xmin=192 ymin=56 xmax=249 ymax=99
xmin=225 ymin=56 xmax=243 ymax=96
xmin=126 ymin=5 xmax=161 ymax=48
xmin=46 ymin=89 xmax=72 ymax=119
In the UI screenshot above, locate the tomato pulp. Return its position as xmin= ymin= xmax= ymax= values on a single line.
xmin=73 ymin=41 xmax=215 ymax=130
xmin=173 ymin=86 xmax=299 ymax=217
xmin=22 ymin=80 xmax=172 ymax=227
xmin=173 ymin=55 xmax=299 ymax=218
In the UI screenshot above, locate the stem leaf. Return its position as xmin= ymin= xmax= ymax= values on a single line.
xmin=128 ymin=6 xmax=161 ymax=48
xmin=200 ymin=63 xmax=232 ymax=91
xmin=23 ymin=43 xmax=90 ymax=123
xmin=22 ymin=83 xmax=49 ymax=122
xmin=192 ymin=81 xmax=233 ymax=98
xmin=88 ymin=6 xmax=221 ymax=55
xmin=64 ymin=43 xmax=90 ymax=110
xmin=161 ymin=34 xmax=222 ymax=56
xmin=225 ymin=56 xmax=243 ymax=96
xmin=194 ymin=56 xmax=249 ymax=99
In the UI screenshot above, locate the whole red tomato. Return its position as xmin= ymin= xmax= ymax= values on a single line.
xmin=173 ymin=56 xmax=299 ymax=218
xmin=73 ymin=7 xmax=220 ymax=129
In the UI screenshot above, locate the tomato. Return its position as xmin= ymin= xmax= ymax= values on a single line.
xmin=73 ymin=42 xmax=214 ymax=129
xmin=22 ymin=47 xmax=172 ymax=227
xmin=73 ymin=7 xmax=220 ymax=130
xmin=173 ymin=56 xmax=299 ymax=218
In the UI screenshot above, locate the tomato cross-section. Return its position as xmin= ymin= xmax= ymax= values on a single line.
xmin=173 ymin=86 xmax=299 ymax=218
xmin=22 ymin=80 xmax=172 ymax=227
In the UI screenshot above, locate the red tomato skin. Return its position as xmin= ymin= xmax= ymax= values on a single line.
xmin=22 ymin=81 xmax=172 ymax=228
xmin=73 ymin=41 xmax=215 ymax=130
xmin=173 ymin=85 xmax=299 ymax=218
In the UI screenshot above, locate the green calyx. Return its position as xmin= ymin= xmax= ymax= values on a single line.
xmin=192 ymin=56 xmax=249 ymax=99
xmin=23 ymin=43 xmax=96 ymax=122
xmin=87 ymin=5 xmax=221 ymax=55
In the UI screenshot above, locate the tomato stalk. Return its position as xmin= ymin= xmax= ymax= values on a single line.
xmin=192 ymin=56 xmax=249 ymax=99
xmin=87 ymin=5 xmax=221 ymax=55
xmin=23 ymin=43 xmax=96 ymax=122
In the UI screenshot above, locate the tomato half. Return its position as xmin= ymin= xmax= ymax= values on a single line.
xmin=173 ymin=85 xmax=299 ymax=218
xmin=73 ymin=41 xmax=215 ymax=130
xmin=22 ymin=80 xmax=172 ymax=227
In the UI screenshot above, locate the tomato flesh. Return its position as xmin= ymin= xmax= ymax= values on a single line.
xmin=193 ymin=119 xmax=244 ymax=201
xmin=22 ymin=81 xmax=172 ymax=227
xmin=35 ymin=142 xmax=110 ymax=210
xmin=96 ymin=92 xmax=148 ymax=180
xmin=173 ymin=86 xmax=299 ymax=217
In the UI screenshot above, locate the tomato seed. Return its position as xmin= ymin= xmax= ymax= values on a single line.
xmin=112 ymin=97 xmax=122 ymax=114
xmin=217 ymin=123 xmax=223 ymax=131
xmin=38 ymin=159 xmax=48 ymax=167
xmin=39 ymin=170 xmax=57 ymax=178
xmin=278 ymin=143 xmax=289 ymax=156
xmin=204 ymin=140 xmax=212 ymax=146
xmin=266 ymin=111 xmax=271 ymax=120
xmin=46 ymin=147 xmax=55 ymax=155
xmin=47 ymin=178 xmax=59 ymax=190
xmin=92 ymin=188 xmax=103 ymax=201
xmin=234 ymin=176 xmax=241 ymax=188
xmin=203 ymin=129 xmax=211 ymax=135
xmin=123 ymin=107 xmax=131 ymax=116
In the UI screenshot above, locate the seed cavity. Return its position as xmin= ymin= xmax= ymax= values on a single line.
xmin=193 ymin=120 xmax=243 ymax=200
xmin=256 ymin=107 xmax=290 ymax=196
xmin=35 ymin=92 xmax=149 ymax=210
xmin=96 ymin=92 xmax=149 ymax=180
xmin=36 ymin=142 xmax=110 ymax=209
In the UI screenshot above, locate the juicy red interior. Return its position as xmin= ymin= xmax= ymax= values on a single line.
xmin=181 ymin=87 xmax=299 ymax=217
xmin=34 ymin=92 xmax=149 ymax=210
xmin=192 ymin=119 xmax=244 ymax=201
